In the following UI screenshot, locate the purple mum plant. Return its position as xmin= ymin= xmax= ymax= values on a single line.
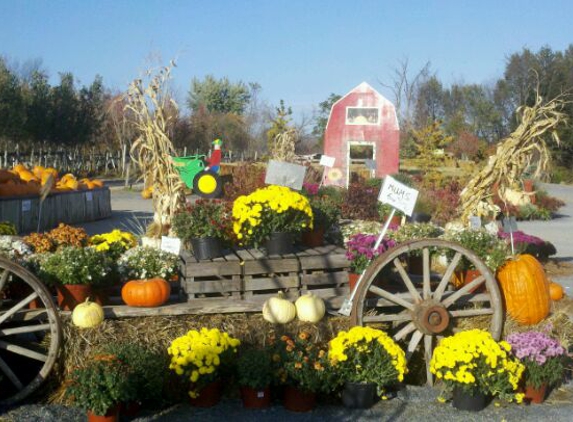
xmin=346 ymin=233 xmax=395 ymax=274
xmin=506 ymin=330 xmax=567 ymax=389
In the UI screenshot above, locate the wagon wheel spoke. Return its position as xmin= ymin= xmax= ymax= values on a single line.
xmin=0 ymin=269 xmax=9 ymax=293
xmin=0 ymin=292 xmax=40 ymax=325
xmin=368 ymin=286 xmax=415 ymax=311
xmin=406 ymin=330 xmax=423 ymax=359
xmin=0 ymin=323 xmax=52 ymax=337
xmin=433 ymin=252 xmax=462 ymax=301
xmin=442 ymin=275 xmax=485 ymax=308
xmin=393 ymin=258 xmax=422 ymax=302
xmin=422 ymin=248 xmax=431 ymax=300
xmin=424 ymin=335 xmax=433 ymax=386
xmin=0 ymin=356 xmax=23 ymax=390
xmin=449 ymin=308 xmax=494 ymax=317
xmin=0 ymin=340 xmax=48 ymax=362
xmin=393 ymin=321 xmax=416 ymax=341
xmin=363 ymin=311 xmax=412 ymax=323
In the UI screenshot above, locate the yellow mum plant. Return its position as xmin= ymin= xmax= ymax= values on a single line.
xmin=168 ymin=328 xmax=240 ymax=398
xmin=232 ymin=185 xmax=313 ymax=246
xmin=430 ymin=329 xmax=525 ymax=403
xmin=90 ymin=229 xmax=137 ymax=259
xmin=328 ymin=326 xmax=407 ymax=395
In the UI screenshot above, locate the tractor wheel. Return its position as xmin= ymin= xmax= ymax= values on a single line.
xmin=193 ymin=170 xmax=222 ymax=198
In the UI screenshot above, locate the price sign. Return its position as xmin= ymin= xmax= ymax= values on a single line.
xmin=502 ymin=217 xmax=518 ymax=233
xmin=22 ymin=200 xmax=31 ymax=212
xmin=378 ymin=176 xmax=419 ymax=217
xmin=469 ymin=215 xmax=482 ymax=229
xmin=264 ymin=160 xmax=307 ymax=191
xmin=319 ymin=155 xmax=335 ymax=168
xmin=161 ymin=236 xmax=182 ymax=255
xmin=86 ymin=191 xmax=93 ymax=202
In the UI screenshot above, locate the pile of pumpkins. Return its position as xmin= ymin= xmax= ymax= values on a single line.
xmin=0 ymin=164 xmax=104 ymax=197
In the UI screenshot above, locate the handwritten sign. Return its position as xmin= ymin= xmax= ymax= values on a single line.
xmin=22 ymin=200 xmax=31 ymax=212
xmin=161 ymin=236 xmax=182 ymax=255
xmin=319 ymin=155 xmax=335 ymax=168
xmin=378 ymin=176 xmax=418 ymax=216
xmin=264 ymin=160 xmax=307 ymax=191
xmin=502 ymin=217 xmax=518 ymax=233
xmin=86 ymin=191 xmax=93 ymax=202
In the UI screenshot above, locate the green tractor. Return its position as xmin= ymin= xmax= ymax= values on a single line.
xmin=171 ymin=154 xmax=223 ymax=198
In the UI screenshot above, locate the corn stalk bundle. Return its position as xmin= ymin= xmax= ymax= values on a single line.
xmin=125 ymin=61 xmax=185 ymax=237
xmin=458 ymin=93 xmax=567 ymax=221
xmin=271 ymin=128 xmax=298 ymax=162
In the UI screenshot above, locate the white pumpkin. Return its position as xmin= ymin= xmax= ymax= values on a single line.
xmin=72 ymin=298 xmax=104 ymax=328
xmin=295 ymin=292 xmax=326 ymax=323
xmin=262 ymin=292 xmax=296 ymax=324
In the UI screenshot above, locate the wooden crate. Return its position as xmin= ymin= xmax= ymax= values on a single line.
xmin=297 ymin=245 xmax=350 ymax=308
xmin=236 ymin=248 xmax=301 ymax=304
xmin=180 ymin=248 xmax=243 ymax=305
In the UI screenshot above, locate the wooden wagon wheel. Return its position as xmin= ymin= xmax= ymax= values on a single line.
xmin=351 ymin=239 xmax=503 ymax=386
xmin=0 ymin=256 xmax=62 ymax=405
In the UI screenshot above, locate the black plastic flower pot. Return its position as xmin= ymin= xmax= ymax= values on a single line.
xmin=191 ymin=237 xmax=223 ymax=260
xmin=341 ymin=382 xmax=377 ymax=409
xmin=265 ymin=232 xmax=294 ymax=256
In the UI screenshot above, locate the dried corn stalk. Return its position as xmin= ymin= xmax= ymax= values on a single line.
xmin=270 ymin=128 xmax=298 ymax=162
xmin=458 ymin=93 xmax=567 ymax=221
xmin=125 ymin=61 xmax=185 ymax=237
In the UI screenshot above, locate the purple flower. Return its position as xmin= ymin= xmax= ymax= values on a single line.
xmin=506 ymin=331 xmax=566 ymax=366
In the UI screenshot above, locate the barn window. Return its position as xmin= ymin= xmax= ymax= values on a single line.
xmin=346 ymin=107 xmax=380 ymax=125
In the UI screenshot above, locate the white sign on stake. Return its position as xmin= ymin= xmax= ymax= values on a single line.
xmin=264 ymin=160 xmax=307 ymax=191
xmin=469 ymin=215 xmax=482 ymax=229
xmin=319 ymin=155 xmax=335 ymax=168
xmin=378 ymin=176 xmax=419 ymax=217
xmin=161 ymin=236 xmax=182 ymax=255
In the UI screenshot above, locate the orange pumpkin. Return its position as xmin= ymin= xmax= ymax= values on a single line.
xmin=90 ymin=179 xmax=104 ymax=188
xmin=496 ymin=254 xmax=550 ymax=325
xmin=121 ymin=278 xmax=171 ymax=307
xmin=32 ymin=165 xmax=45 ymax=178
xmin=549 ymin=282 xmax=564 ymax=301
xmin=18 ymin=170 xmax=39 ymax=183
xmin=0 ymin=169 xmax=19 ymax=183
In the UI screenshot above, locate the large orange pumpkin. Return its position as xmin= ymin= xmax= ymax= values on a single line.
xmin=549 ymin=282 xmax=564 ymax=301
xmin=121 ymin=278 xmax=171 ymax=307
xmin=496 ymin=254 xmax=550 ymax=325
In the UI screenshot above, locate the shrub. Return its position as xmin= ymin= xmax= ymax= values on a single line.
xmin=341 ymin=183 xmax=379 ymax=221
xmin=222 ymin=163 xmax=266 ymax=201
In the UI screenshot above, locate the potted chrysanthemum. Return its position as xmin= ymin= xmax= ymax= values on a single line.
xmin=168 ymin=328 xmax=240 ymax=407
xmin=328 ymin=326 xmax=407 ymax=408
xmin=430 ymin=329 xmax=525 ymax=411
xmin=506 ymin=331 xmax=566 ymax=403
xmin=232 ymin=185 xmax=313 ymax=255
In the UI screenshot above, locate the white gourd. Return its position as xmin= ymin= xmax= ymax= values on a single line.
xmin=72 ymin=298 xmax=104 ymax=328
xmin=295 ymin=292 xmax=326 ymax=323
xmin=262 ymin=292 xmax=296 ymax=324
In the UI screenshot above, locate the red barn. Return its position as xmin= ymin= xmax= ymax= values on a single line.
xmin=323 ymin=82 xmax=400 ymax=187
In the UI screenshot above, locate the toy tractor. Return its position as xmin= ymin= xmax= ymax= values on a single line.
xmin=172 ymin=154 xmax=223 ymax=198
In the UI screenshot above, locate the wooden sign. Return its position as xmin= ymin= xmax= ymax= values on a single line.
xmin=378 ymin=176 xmax=418 ymax=216
xmin=264 ymin=160 xmax=307 ymax=191
xmin=319 ymin=155 xmax=335 ymax=167
xmin=161 ymin=236 xmax=182 ymax=255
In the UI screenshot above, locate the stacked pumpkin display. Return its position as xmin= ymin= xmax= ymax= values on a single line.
xmin=0 ymin=164 xmax=104 ymax=198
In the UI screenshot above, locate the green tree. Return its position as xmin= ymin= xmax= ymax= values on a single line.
xmin=266 ymin=99 xmax=293 ymax=151
xmin=411 ymin=120 xmax=453 ymax=168
xmin=312 ymin=93 xmax=341 ymax=146
xmin=0 ymin=58 xmax=27 ymax=141
xmin=187 ymin=75 xmax=254 ymax=115
xmin=25 ymin=70 xmax=52 ymax=143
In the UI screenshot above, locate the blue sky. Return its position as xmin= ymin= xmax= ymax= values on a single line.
xmin=1 ymin=0 xmax=572 ymax=120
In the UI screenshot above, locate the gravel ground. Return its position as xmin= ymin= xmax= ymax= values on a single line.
xmin=2 ymin=383 xmax=573 ymax=421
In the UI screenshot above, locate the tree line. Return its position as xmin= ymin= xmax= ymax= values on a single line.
xmin=1 ymin=45 xmax=573 ymax=170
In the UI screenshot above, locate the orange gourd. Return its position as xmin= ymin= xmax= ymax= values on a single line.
xmin=549 ymin=282 xmax=564 ymax=301
xmin=18 ymin=170 xmax=39 ymax=183
xmin=0 ymin=169 xmax=18 ymax=183
xmin=496 ymin=254 xmax=550 ymax=325
xmin=121 ymin=278 xmax=171 ymax=307
xmin=32 ymin=165 xmax=45 ymax=178
xmin=90 ymin=179 xmax=103 ymax=188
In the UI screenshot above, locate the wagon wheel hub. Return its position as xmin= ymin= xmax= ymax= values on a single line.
xmin=412 ymin=301 xmax=450 ymax=335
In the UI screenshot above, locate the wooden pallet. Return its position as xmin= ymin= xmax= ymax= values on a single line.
xmin=180 ymin=244 xmax=350 ymax=312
